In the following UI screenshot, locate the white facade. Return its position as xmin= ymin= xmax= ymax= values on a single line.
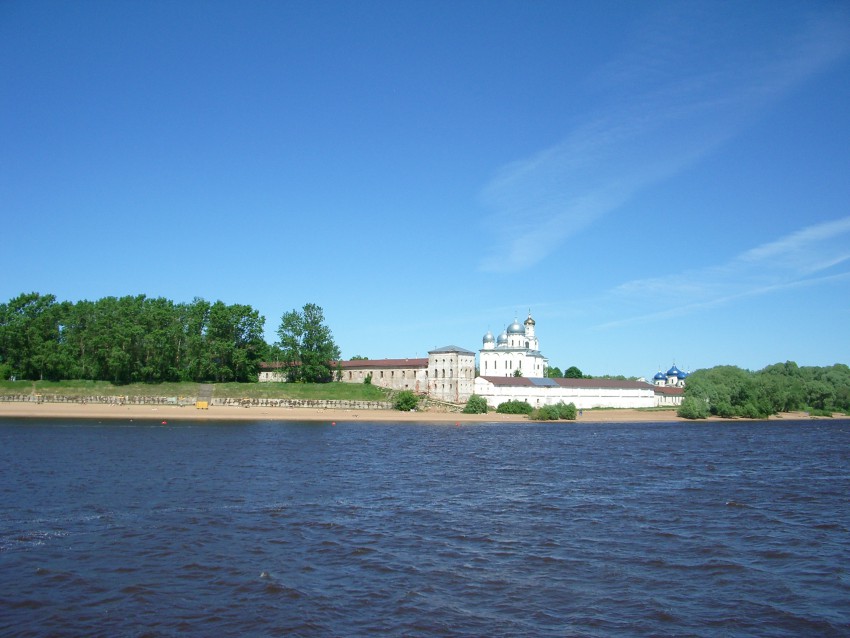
xmin=480 ymin=313 xmax=548 ymax=378
xmin=258 ymin=358 xmax=430 ymax=392
xmin=339 ymin=359 xmax=429 ymax=392
xmin=473 ymin=376 xmax=681 ymax=410
xmin=427 ymin=346 xmax=476 ymax=403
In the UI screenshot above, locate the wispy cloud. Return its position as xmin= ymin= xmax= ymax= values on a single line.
xmin=594 ymin=216 xmax=850 ymax=330
xmin=477 ymin=7 xmax=850 ymax=273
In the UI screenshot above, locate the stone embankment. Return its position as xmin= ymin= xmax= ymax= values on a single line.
xmin=214 ymin=397 xmax=392 ymax=410
xmin=0 ymin=394 xmax=393 ymax=411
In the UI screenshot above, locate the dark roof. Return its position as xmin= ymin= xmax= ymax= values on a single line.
xmin=428 ymin=345 xmax=476 ymax=355
xmin=479 ymin=376 xmax=536 ymax=387
xmin=339 ymin=358 xmax=428 ymax=369
xmin=479 ymin=376 xmax=656 ymax=390
xmin=259 ymin=361 xmax=288 ymax=370
xmin=260 ymin=358 xmax=428 ymax=371
xmin=529 ymin=377 xmax=558 ymax=387
xmin=653 ymin=386 xmax=684 ymax=396
xmin=555 ymin=378 xmax=652 ymax=390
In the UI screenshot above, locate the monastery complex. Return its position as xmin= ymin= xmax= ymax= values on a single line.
xmin=260 ymin=313 xmax=685 ymax=410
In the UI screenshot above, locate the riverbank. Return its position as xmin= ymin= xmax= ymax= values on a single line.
xmin=0 ymin=401 xmax=822 ymax=423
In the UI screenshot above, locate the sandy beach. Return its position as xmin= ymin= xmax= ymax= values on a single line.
xmin=0 ymin=401 xmax=819 ymax=423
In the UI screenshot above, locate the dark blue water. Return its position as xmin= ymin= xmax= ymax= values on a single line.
xmin=1 ymin=418 xmax=848 ymax=637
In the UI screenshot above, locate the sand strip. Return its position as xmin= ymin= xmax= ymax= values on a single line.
xmin=0 ymin=402 xmax=819 ymax=423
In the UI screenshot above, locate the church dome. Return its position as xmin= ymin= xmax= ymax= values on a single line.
xmin=677 ymin=370 xmax=689 ymax=380
xmin=667 ymin=365 xmax=681 ymax=376
xmin=507 ymin=319 xmax=524 ymax=334
xmin=653 ymin=371 xmax=667 ymax=381
xmin=524 ymin=313 xmax=535 ymax=326
xmin=483 ymin=331 xmax=495 ymax=344
xmin=497 ymin=331 xmax=508 ymax=345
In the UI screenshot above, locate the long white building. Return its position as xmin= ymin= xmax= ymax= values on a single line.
xmin=473 ymin=376 xmax=680 ymax=410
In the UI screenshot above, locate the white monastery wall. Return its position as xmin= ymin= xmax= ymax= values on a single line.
xmin=473 ymin=377 xmax=659 ymax=410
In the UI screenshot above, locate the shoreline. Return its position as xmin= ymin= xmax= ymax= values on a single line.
xmin=0 ymin=402 xmax=823 ymax=424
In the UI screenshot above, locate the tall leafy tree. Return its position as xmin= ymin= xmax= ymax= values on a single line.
xmin=180 ymin=297 xmax=211 ymax=382
xmin=0 ymin=292 xmax=66 ymax=380
xmin=276 ymin=303 xmax=340 ymax=383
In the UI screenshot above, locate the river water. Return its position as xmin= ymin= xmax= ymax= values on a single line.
xmin=1 ymin=418 xmax=848 ymax=637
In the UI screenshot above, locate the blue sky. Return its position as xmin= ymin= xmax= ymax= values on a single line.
xmin=2 ymin=0 xmax=849 ymax=378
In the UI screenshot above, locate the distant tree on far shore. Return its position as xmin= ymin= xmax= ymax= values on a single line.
xmin=276 ymin=303 xmax=340 ymax=383
xmin=0 ymin=292 xmax=265 ymax=384
xmin=678 ymin=361 xmax=850 ymax=419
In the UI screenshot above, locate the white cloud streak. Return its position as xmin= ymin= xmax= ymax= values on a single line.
xmin=594 ymin=216 xmax=850 ymax=330
xmin=477 ymin=7 xmax=850 ymax=273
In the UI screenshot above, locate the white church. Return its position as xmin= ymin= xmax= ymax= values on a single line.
xmin=480 ymin=314 xmax=548 ymax=378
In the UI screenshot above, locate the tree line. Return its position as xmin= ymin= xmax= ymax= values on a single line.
xmin=0 ymin=292 xmax=268 ymax=384
xmin=678 ymin=361 xmax=850 ymax=419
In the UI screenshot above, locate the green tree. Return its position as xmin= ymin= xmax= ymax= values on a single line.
xmin=678 ymin=396 xmax=710 ymax=419
xmin=200 ymin=301 xmax=266 ymax=383
xmin=546 ymin=366 xmax=563 ymax=378
xmin=496 ymin=400 xmax=533 ymax=415
xmin=276 ymin=303 xmax=340 ymax=383
xmin=564 ymin=366 xmax=584 ymax=378
xmin=394 ymin=390 xmax=419 ymax=411
xmin=180 ymin=297 xmax=212 ymax=382
xmin=557 ymin=401 xmax=578 ymax=420
xmin=463 ymin=394 xmax=488 ymax=414
xmin=534 ymin=401 xmax=577 ymax=420
xmin=0 ymin=292 xmax=66 ymax=380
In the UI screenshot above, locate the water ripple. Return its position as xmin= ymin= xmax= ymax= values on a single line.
xmin=1 ymin=418 xmax=849 ymax=637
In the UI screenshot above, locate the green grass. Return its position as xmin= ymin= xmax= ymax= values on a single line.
xmin=0 ymin=380 xmax=200 ymax=398
xmin=0 ymin=379 xmax=391 ymax=401
xmin=583 ymin=405 xmax=679 ymax=412
xmin=213 ymin=382 xmax=390 ymax=401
